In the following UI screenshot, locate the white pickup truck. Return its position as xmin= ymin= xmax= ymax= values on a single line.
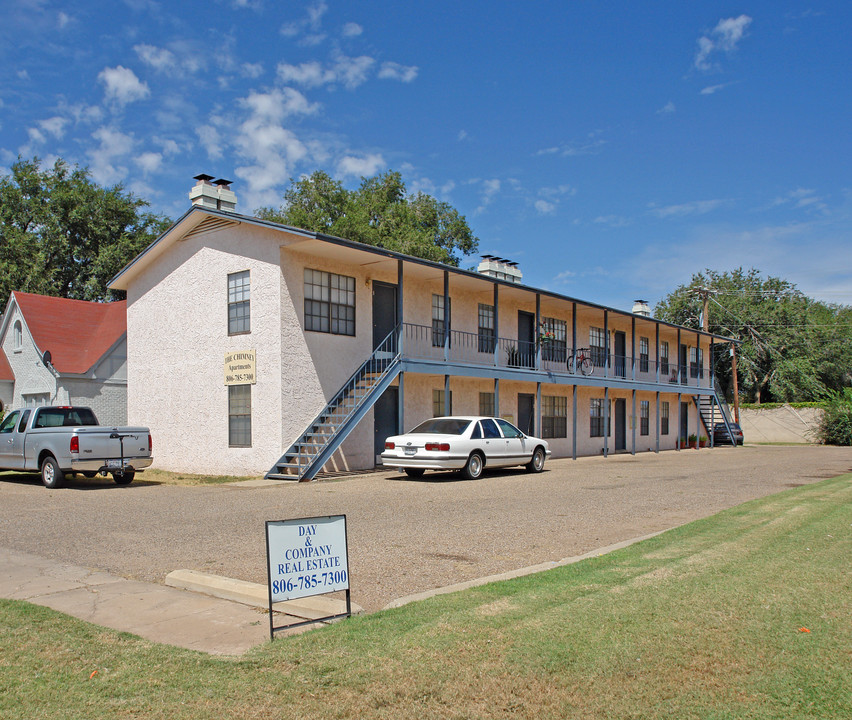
xmin=0 ymin=406 xmax=152 ymax=488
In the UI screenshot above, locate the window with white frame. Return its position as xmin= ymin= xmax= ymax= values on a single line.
xmin=660 ymin=341 xmax=670 ymax=376
xmin=640 ymin=400 xmax=650 ymax=435
xmin=432 ymin=294 xmax=450 ymax=347
xmin=639 ymin=337 xmax=649 ymax=373
xmin=304 ymin=269 xmax=356 ymax=336
xmin=13 ymin=320 xmax=23 ymax=350
xmin=479 ymin=391 xmax=495 ymax=417
xmin=432 ymin=389 xmax=452 ymax=417
xmin=541 ymin=317 xmax=568 ymax=363
xmin=478 ymin=304 xmax=495 ymax=353
xmin=228 ymin=384 xmax=252 ymax=447
xmin=228 ymin=271 xmax=250 ymax=335
xmin=542 ymin=395 xmax=567 ymax=438
xmin=590 ymin=327 xmax=607 ymax=367
xmin=661 ymin=401 xmax=670 ymax=435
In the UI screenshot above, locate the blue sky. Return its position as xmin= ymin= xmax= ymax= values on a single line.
xmin=1 ymin=0 xmax=850 ymax=312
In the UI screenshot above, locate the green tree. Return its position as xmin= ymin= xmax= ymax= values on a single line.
xmin=258 ymin=170 xmax=479 ymax=266
xmin=655 ymin=268 xmax=852 ymax=403
xmin=0 ymin=157 xmax=171 ymax=302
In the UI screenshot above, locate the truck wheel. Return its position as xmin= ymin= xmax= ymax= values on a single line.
xmin=113 ymin=469 xmax=135 ymax=485
xmin=41 ymin=456 xmax=66 ymax=489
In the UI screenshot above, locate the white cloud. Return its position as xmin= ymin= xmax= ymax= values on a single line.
xmin=694 ymin=15 xmax=752 ymax=71
xmin=700 ymin=82 xmax=732 ymax=95
xmin=134 ymin=151 xmax=162 ymax=174
xmin=378 ymin=62 xmax=418 ymax=83
xmin=657 ymin=101 xmax=676 ymax=114
xmin=336 ymin=153 xmax=385 ymax=178
xmin=98 ymin=65 xmax=150 ymax=106
xmin=535 ymin=199 xmax=556 ymax=214
xmin=231 ymin=89 xmax=319 ymax=208
xmin=197 ymin=124 xmax=223 ymax=160
xmin=277 ymin=53 xmax=376 ymax=90
xmin=457 ymin=130 xmax=468 ymax=141
xmin=241 ymin=62 xmax=264 ymax=78
xmin=17 ymin=69 xmax=30 ymax=81
xmin=134 ymin=44 xmax=176 ymax=73
xmin=342 ymin=22 xmax=362 ymax=37
xmin=57 ymin=11 xmax=71 ymax=28
xmin=38 ymin=116 xmax=68 ymax=138
xmin=648 ymin=198 xmax=728 ymax=218
xmin=87 ymin=126 xmax=135 ymax=184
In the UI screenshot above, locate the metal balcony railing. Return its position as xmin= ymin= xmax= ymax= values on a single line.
xmin=399 ymin=323 xmax=712 ymax=389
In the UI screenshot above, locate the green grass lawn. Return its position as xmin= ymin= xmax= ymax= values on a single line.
xmin=2 ymin=474 xmax=850 ymax=719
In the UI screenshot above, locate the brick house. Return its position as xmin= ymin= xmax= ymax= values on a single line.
xmin=0 ymin=292 xmax=128 ymax=426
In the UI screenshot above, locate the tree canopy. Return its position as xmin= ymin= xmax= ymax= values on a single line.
xmin=257 ymin=170 xmax=479 ymax=266
xmin=0 ymin=157 xmax=171 ymax=303
xmin=655 ymin=268 xmax=852 ymax=403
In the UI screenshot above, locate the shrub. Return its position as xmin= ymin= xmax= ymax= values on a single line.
xmin=816 ymin=389 xmax=852 ymax=446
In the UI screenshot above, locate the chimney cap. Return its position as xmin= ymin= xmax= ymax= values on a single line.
xmin=193 ymin=173 xmax=215 ymax=182
xmin=214 ymin=178 xmax=233 ymax=187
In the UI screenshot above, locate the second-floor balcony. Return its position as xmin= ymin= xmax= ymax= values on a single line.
xmin=397 ymin=323 xmax=712 ymax=391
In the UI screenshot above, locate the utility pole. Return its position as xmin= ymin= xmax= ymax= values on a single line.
xmin=694 ymin=286 xmax=714 ymax=332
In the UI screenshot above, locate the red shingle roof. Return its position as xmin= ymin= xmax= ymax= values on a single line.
xmin=0 ymin=348 xmax=12 ymax=381
xmin=12 ymin=292 xmax=126 ymax=374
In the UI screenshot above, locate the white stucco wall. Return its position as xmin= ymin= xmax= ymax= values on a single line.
xmin=126 ymin=223 xmax=286 ymax=476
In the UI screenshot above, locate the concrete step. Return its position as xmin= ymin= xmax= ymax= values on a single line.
xmin=165 ymin=569 xmax=362 ymax=620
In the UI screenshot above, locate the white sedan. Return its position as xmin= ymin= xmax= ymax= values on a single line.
xmin=381 ymin=416 xmax=551 ymax=479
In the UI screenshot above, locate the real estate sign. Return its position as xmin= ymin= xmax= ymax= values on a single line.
xmin=266 ymin=515 xmax=350 ymax=603
xmin=224 ymin=349 xmax=256 ymax=385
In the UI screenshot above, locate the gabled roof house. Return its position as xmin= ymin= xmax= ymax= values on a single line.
xmin=0 ymin=292 xmax=128 ymax=425
xmin=108 ymin=176 xmax=739 ymax=479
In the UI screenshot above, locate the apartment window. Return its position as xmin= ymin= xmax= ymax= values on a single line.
xmin=432 ymin=294 xmax=450 ymax=347
xmin=479 ymin=391 xmax=495 ymax=417
xmin=639 ymin=337 xmax=649 ymax=373
xmin=660 ymin=341 xmax=670 ymax=376
xmin=541 ymin=317 xmax=568 ymax=363
xmin=228 ymin=384 xmax=252 ymax=447
xmin=228 ymin=271 xmax=250 ymax=335
xmin=542 ymin=395 xmax=568 ymax=439
xmin=13 ymin=320 xmax=22 ymax=350
xmin=590 ymin=398 xmax=610 ymax=437
xmin=432 ymin=389 xmax=452 ymax=417
xmin=304 ymin=269 xmax=356 ymax=336
xmin=478 ymin=304 xmax=495 ymax=353
xmin=640 ymin=400 xmax=650 ymax=436
xmin=590 ymin=327 xmax=607 ymax=367
xmin=689 ymin=347 xmax=705 ymax=379
xmin=661 ymin=401 xmax=670 ymax=435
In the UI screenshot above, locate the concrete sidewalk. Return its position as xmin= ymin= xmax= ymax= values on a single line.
xmin=0 ymin=547 xmax=355 ymax=656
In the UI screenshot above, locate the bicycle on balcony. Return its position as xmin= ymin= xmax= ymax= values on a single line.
xmin=568 ymin=347 xmax=594 ymax=375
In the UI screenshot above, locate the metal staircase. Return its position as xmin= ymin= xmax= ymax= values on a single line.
xmin=266 ymin=329 xmax=401 ymax=481
xmin=693 ymin=379 xmax=738 ymax=446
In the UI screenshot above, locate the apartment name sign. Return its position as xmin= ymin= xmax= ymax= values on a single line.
xmin=224 ymin=349 xmax=256 ymax=385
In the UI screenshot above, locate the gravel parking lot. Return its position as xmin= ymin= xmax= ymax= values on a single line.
xmin=1 ymin=445 xmax=850 ymax=612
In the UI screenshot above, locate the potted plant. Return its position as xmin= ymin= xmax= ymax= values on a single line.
xmin=679 ymin=437 xmax=688 ymax=449
xmin=688 ymin=433 xmax=698 ymax=449
xmin=699 ymin=435 xmax=708 ymax=448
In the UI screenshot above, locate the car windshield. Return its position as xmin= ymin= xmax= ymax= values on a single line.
xmin=409 ymin=418 xmax=472 ymax=435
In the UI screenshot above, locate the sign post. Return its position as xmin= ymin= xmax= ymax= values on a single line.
xmin=265 ymin=515 xmax=351 ymax=638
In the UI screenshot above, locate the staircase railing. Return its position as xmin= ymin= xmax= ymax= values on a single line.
xmin=266 ymin=327 xmax=402 ymax=481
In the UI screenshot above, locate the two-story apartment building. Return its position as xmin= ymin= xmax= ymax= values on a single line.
xmin=108 ymin=177 xmax=737 ymax=479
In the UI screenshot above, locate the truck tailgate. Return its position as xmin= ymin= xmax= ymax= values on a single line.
xmin=75 ymin=427 xmax=151 ymax=461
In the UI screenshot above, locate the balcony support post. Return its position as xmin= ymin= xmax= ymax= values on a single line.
xmin=443 ymin=270 xmax=450 ymax=363
xmin=572 ymin=384 xmax=577 ymax=460
xmin=493 ymin=283 xmax=499 ymax=367
xmin=631 ymin=388 xmax=636 ymax=456
xmin=655 ymin=391 xmax=660 ymax=453
xmin=603 ymin=386 xmax=610 ymax=458
xmin=604 ymin=310 xmax=609 ymax=378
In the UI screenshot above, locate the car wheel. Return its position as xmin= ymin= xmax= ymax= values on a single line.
xmin=113 ymin=469 xmax=135 ymax=485
xmin=462 ymin=452 xmax=484 ymax=480
xmin=526 ymin=446 xmax=546 ymax=473
xmin=404 ymin=468 xmax=425 ymax=478
xmin=41 ymin=456 xmax=66 ymax=489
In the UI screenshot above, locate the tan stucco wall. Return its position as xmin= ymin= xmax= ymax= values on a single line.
xmin=738 ymin=406 xmax=821 ymax=444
